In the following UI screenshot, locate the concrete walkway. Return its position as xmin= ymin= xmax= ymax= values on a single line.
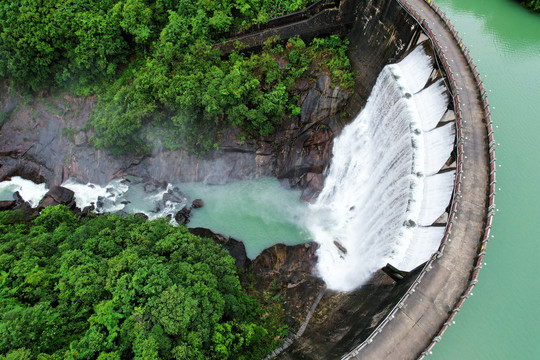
xmin=342 ymin=0 xmax=491 ymax=359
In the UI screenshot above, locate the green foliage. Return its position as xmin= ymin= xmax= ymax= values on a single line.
xmin=0 ymin=206 xmax=284 ymax=359
xmin=0 ymin=0 xmax=354 ymax=154
xmin=91 ymin=34 xmax=354 ymax=154
xmin=520 ymin=0 xmax=540 ymax=12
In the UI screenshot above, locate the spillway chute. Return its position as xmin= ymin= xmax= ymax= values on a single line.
xmin=308 ymin=44 xmax=456 ymax=291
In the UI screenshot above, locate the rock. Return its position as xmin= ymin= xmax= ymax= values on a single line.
xmin=135 ymin=212 xmax=149 ymax=220
xmin=189 ymin=227 xmax=250 ymax=269
xmin=192 ymin=199 xmax=204 ymax=208
xmin=81 ymin=204 xmax=95 ymax=213
xmin=12 ymin=191 xmax=25 ymax=203
xmin=333 ymin=240 xmax=348 ymax=255
xmin=74 ymin=131 xmax=87 ymax=146
xmin=163 ymin=190 xmax=185 ymax=204
xmin=300 ymin=74 xmax=351 ymax=125
xmin=144 ymin=183 xmax=157 ymax=193
xmin=174 ymin=206 xmax=191 ymax=225
xmin=121 ymin=200 xmax=131 ymax=205
xmin=249 ymin=242 xmax=325 ymax=334
xmin=37 ymin=186 xmax=76 ymax=210
xmin=115 ymin=210 xmax=129 ymax=218
xmin=0 ymin=200 xmax=16 ymax=211
xmin=75 ymin=204 xmax=95 ymax=217
xmin=299 ymin=172 xmax=325 ymax=203
xmin=96 ymin=196 xmax=104 ymax=209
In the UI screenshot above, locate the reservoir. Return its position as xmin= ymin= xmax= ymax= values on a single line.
xmin=430 ymin=0 xmax=540 ymax=359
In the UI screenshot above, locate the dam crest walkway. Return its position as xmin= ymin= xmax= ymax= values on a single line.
xmin=342 ymin=0 xmax=496 ymax=359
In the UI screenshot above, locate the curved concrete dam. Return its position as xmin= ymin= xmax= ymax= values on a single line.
xmin=271 ymin=0 xmax=495 ymax=359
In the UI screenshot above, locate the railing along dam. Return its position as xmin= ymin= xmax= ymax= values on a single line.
xmin=341 ymin=0 xmax=495 ymax=359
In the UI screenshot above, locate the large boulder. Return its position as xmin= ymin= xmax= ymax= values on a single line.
xmin=37 ymin=186 xmax=76 ymax=210
xmin=192 ymin=199 xmax=204 ymax=208
xmin=174 ymin=206 xmax=191 ymax=225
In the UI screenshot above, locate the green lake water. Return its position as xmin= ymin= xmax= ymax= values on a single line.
xmin=180 ymin=179 xmax=311 ymax=259
xmin=429 ymin=0 xmax=540 ymax=358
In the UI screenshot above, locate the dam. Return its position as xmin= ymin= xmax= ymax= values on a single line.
xmin=258 ymin=0 xmax=495 ymax=358
xmin=342 ymin=1 xmax=495 ymax=358
xmin=329 ymin=0 xmax=494 ymax=358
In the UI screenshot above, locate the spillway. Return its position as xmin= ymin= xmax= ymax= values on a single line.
xmin=307 ymin=45 xmax=455 ymax=291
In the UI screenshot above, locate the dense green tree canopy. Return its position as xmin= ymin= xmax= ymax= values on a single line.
xmin=0 ymin=0 xmax=354 ymax=154
xmin=0 ymin=207 xmax=286 ymax=359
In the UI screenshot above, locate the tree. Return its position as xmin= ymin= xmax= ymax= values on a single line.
xmin=0 ymin=207 xmax=284 ymax=359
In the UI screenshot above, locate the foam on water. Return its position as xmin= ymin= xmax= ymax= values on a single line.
xmin=0 ymin=176 xmax=49 ymax=207
xmin=308 ymin=45 xmax=455 ymax=291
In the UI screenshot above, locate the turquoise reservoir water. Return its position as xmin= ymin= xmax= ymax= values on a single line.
xmin=429 ymin=0 xmax=540 ymax=358
xmin=180 ymin=179 xmax=311 ymax=259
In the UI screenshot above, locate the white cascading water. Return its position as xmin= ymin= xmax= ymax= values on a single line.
xmin=308 ymin=46 xmax=456 ymax=291
xmin=0 ymin=176 xmax=49 ymax=207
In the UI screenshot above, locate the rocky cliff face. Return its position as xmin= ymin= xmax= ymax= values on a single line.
xmin=0 ymin=73 xmax=350 ymax=202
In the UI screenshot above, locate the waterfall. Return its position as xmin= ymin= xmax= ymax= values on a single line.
xmin=308 ymin=46 xmax=455 ymax=291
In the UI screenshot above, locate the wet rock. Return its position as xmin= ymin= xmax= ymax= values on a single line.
xmin=82 ymin=204 xmax=95 ymax=213
xmin=189 ymin=227 xmax=250 ymax=269
xmin=96 ymin=196 xmax=105 ymax=209
xmin=115 ymin=210 xmax=129 ymax=218
xmin=144 ymin=183 xmax=156 ymax=192
xmin=143 ymin=180 xmax=168 ymax=193
xmin=37 ymin=186 xmax=76 ymax=210
xmin=174 ymin=206 xmax=191 ymax=225
xmin=121 ymin=200 xmax=131 ymax=205
xmin=135 ymin=212 xmax=149 ymax=220
xmin=299 ymin=172 xmax=325 ymax=203
xmin=0 ymin=200 xmax=16 ymax=211
xmin=75 ymin=204 xmax=95 ymax=217
xmin=192 ymin=199 xmax=204 ymax=208
xmin=333 ymin=240 xmax=348 ymax=255
xmin=163 ymin=190 xmax=185 ymax=204
xmin=273 ymin=74 xmax=350 ymax=201
xmin=12 ymin=191 xmax=25 ymax=204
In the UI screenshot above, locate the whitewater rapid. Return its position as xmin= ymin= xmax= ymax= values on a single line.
xmin=308 ymin=46 xmax=456 ymax=291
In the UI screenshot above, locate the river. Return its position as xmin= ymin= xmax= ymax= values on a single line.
xmin=429 ymin=0 xmax=540 ymax=358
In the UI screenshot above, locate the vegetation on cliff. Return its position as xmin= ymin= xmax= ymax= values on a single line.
xmin=0 ymin=0 xmax=354 ymax=154
xmin=518 ymin=0 xmax=540 ymax=13
xmin=0 ymin=206 xmax=287 ymax=359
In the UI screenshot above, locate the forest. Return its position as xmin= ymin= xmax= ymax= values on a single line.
xmin=0 ymin=0 xmax=354 ymax=154
xmin=0 ymin=206 xmax=286 ymax=359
